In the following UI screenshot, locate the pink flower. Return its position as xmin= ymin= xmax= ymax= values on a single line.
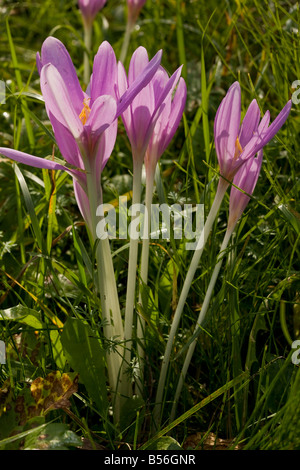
xmin=214 ymin=82 xmax=292 ymax=182
xmin=78 ymin=0 xmax=107 ymax=25
xmin=117 ymin=46 xmax=184 ymax=168
xmin=0 ymin=37 xmax=162 ymax=231
xmin=127 ymin=0 xmax=147 ymax=25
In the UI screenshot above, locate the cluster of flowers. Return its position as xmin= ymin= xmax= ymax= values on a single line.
xmin=0 ymin=37 xmax=291 ymax=243
xmin=0 ymin=37 xmax=186 ymax=234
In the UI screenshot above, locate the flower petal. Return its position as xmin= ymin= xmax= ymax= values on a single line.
xmin=141 ymin=65 xmax=183 ymax=155
xmin=127 ymin=47 xmax=155 ymax=152
xmin=260 ymin=100 xmax=292 ymax=145
xmin=95 ymin=119 xmax=118 ymax=178
xmin=90 ymin=41 xmax=118 ymax=104
xmin=116 ymin=49 xmax=162 ymax=117
xmin=146 ymin=76 xmax=186 ymax=172
xmin=214 ymin=81 xmax=241 ymax=175
xmin=229 ymin=149 xmax=263 ymax=225
xmin=0 ymin=147 xmax=67 ymax=171
xmin=48 ymin=112 xmax=84 ymax=169
xmin=36 ymin=52 xmax=42 ymax=75
xmin=238 ymin=99 xmax=261 ymax=148
xmin=239 ymin=110 xmax=270 ymax=162
xmin=241 ymin=101 xmax=291 ymax=166
xmin=117 ymin=61 xmax=132 ymax=138
xmin=85 ymin=94 xmax=117 ymax=139
xmin=40 ymin=63 xmax=83 ymax=140
xmin=160 ymin=77 xmax=187 ymax=153
xmin=38 ymin=37 xmax=84 ymax=114
xmin=78 ymin=0 xmax=107 ymax=22
xmin=128 ymin=47 xmax=149 ymax=85
xmin=73 ymin=178 xmax=91 ymax=229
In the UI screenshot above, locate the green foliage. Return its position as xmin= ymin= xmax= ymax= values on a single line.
xmin=144 ymin=435 xmax=182 ymax=450
xmin=61 ymin=317 xmax=109 ymax=417
xmin=0 ymin=371 xmax=79 ymax=448
xmin=23 ymin=422 xmax=82 ymax=450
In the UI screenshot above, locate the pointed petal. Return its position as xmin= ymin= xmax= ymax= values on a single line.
xmin=152 ymin=66 xmax=172 ymax=106
xmin=146 ymin=76 xmax=186 ymax=172
xmin=128 ymin=47 xmax=155 ymax=146
xmin=239 ymin=110 xmax=270 ymax=163
xmin=258 ymin=110 xmax=271 ymax=133
xmin=214 ymin=81 xmax=241 ymax=174
xmin=41 ymin=63 xmax=83 ymax=140
xmin=140 ymin=67 xmax=171 ymax=157
xmin=90 ymin=41 xmax=118 ymax=103
xmin=36 ymin=52 xmax=42 ymax=75
xmin=160 ymin=77 xmax=187 ymax=152
xmin=230 ymin=111 xmax=269 ymax=177
xmin=152 ymin=66 xmax=183 ymax=117
xmin=39 ymin=37 xmax=84 ymax=113
xmin=116 ymin=49 xmax=162 ymax=117
xmin=146 ymin=96 xmax=171 ymax=166
xmin=128 ymin=47 xmax=149 ymax=85
xmin=117 ymin=61 xmax=132 ymax=138
xmin=242 ymin=100 xmax=291 ymax=165
xmin=260 ymin=100 xmax=292 ymax=145
xmin=238 ymin=99 xmax=261 ymax=148
xmin=141 ymin=65 xmax=183 ymax=155
xmin=0 ymin=147 xmax=67 ymax=171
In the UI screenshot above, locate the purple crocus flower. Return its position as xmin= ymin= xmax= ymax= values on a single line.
xmin=214 ymin=81 xmax=292 ymax=183
xmin=0 ymin=37 xmax=162 ymax=232
xmin=117 ymin=46 xmax=184 ymax=168
xmin=127 ymin=0 xmax=147 ymax=26
xmin=78 ymin=0 xmax=107 ymax=26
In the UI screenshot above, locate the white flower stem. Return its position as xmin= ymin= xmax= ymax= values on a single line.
xmin=152 ymin=179 xmax=228 ymax=431
xmin=83 ymin=155 xmax=124 ymax=421
xmin=170 ymin=224 xmax=234 ymax=422
xmin=136 ymin=171 xmax=155 ymax=394
xmin=121 ymin=161 xmax=143 ymax=399
xmin=119 ymin=19 xmax=134 ymax=64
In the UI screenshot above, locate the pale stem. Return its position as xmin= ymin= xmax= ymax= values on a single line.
xmin=119 ymin=19 xmax=135 ymax=64
xmin=170 ymin=224 xmax=234 ymax=422
xmin=121 ymin=160 xmax=143 ymax=399
xmin=135 ymin=169 xmax=155 ymax=394
xmin=83 ymin=19 xmax=92 ymax=85
xmin=82 ymin=152 xmax=124 ymax=421
xmin=152 ymin=178 xmax=228 ymax=431
xmin=96 ymin=238 xmax=124 ymax=409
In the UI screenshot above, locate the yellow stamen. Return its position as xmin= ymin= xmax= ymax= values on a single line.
xmin=234 ymin=136 xmax=243 ymax=160
xmin=79 ymin=98 xmax=91 ymax=125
